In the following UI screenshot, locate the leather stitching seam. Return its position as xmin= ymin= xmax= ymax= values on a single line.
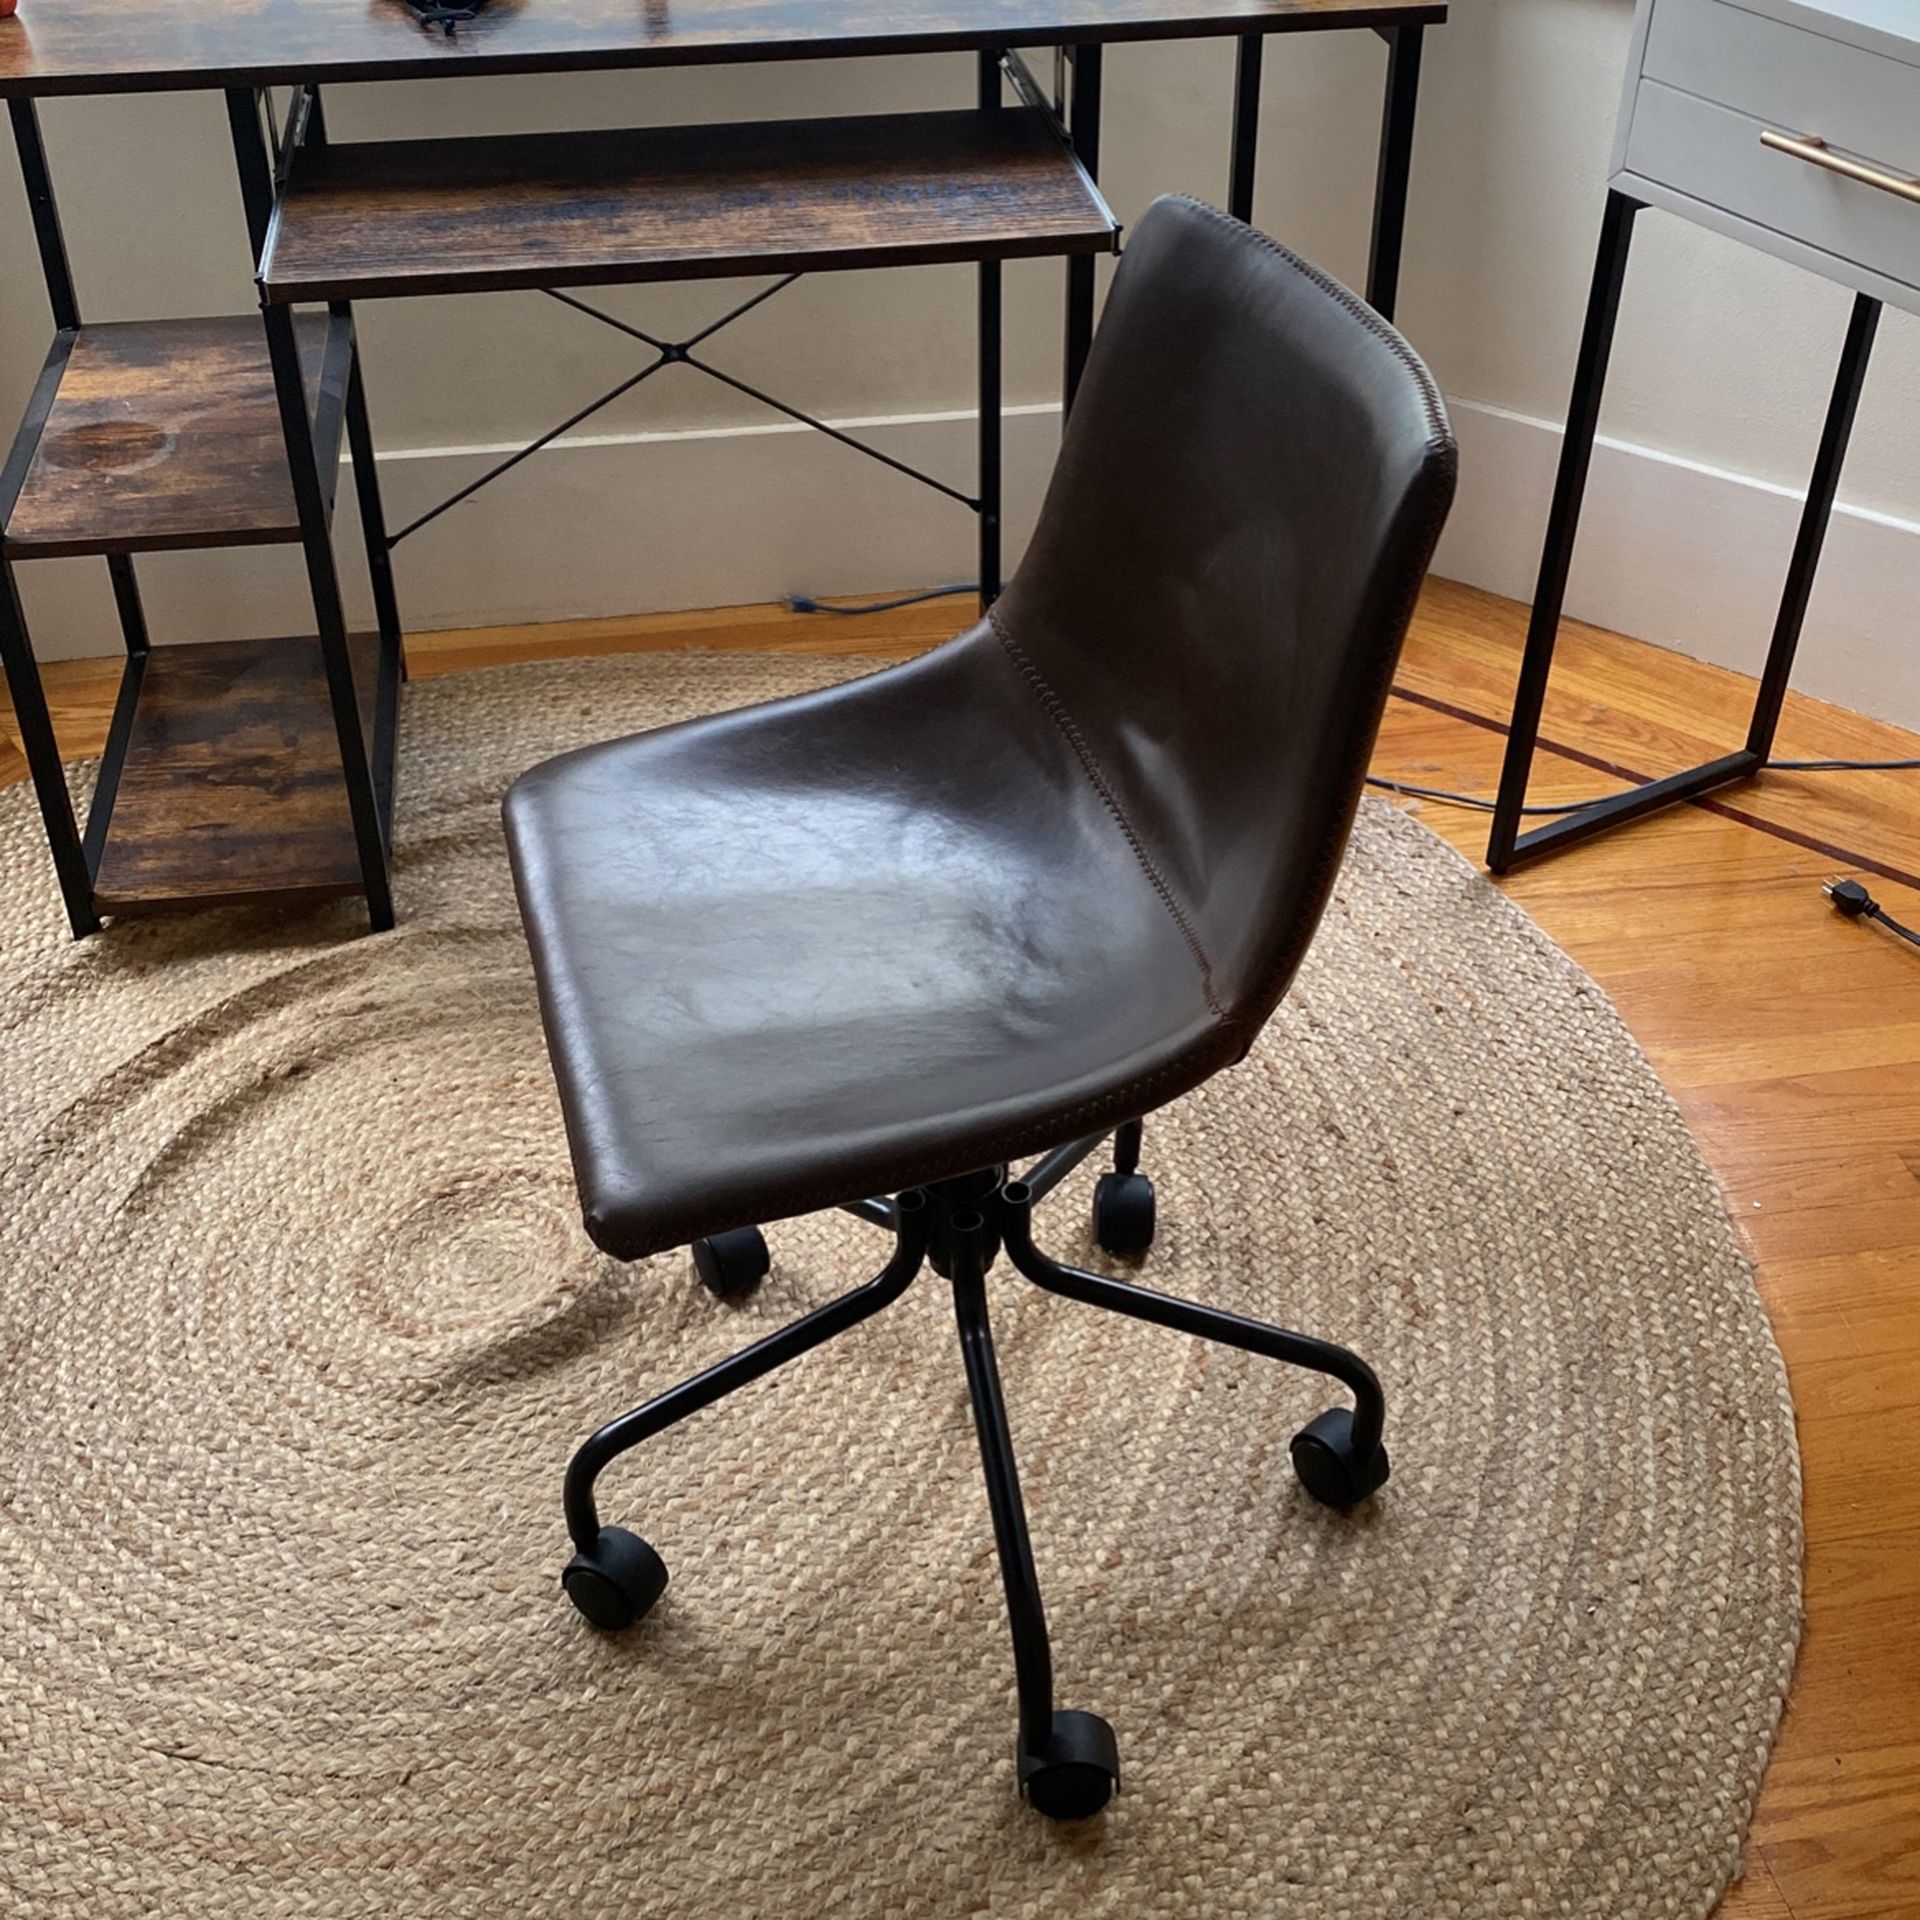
xmin=1169 ymin=196 xmax=1452 ymax=450
xmin=987 ymin=605 xmax=1228 ymax=1022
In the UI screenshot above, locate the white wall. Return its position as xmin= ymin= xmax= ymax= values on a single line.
xmin=3 ymin=1 xmax=1918 ymax=719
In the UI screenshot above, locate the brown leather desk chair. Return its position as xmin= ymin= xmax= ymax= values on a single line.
xmin=505 ymin=196 xmax=1457 ymax=1821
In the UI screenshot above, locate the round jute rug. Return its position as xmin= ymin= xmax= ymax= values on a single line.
xmin=0 ymin=652 xmax=1798 ymax=1920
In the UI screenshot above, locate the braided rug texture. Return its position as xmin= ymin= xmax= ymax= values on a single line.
xmin=0 ymin=652 xmax=1798 ymax=1920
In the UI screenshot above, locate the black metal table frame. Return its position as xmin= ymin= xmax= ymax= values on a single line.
xmin=4 ymin=22 xmax=1429 ymax=937
xmin=1486 ymin=186 xmax=1883 ymax=872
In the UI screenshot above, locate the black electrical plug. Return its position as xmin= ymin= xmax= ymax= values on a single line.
xmin=1824 ymin=876 xmax=1920 ymax=954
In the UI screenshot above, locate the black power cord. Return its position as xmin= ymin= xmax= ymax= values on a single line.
xmin=1364 ymin=758 xmax=1920 ymax=817
xmin=789 ymin=585 xmax=978 ymax=616
xmin=1362 ymin=776 xmax=1601 ymax=816
xmin=1823 ymin=877 xmax=1920 ymax=954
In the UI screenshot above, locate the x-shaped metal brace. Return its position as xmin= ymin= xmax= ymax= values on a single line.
xmin=387 ymin=274 xmax=983 ymax=548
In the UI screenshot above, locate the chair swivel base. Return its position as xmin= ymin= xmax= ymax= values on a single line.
xmin=559 ymin=1128 xmax=1391 ymax=1820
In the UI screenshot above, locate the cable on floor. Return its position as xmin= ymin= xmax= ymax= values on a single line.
xmin=1365 ymin=757 xmax=1920 ymax=816
xmin=1769 ymin=757 xmax=1920 ymax=771
xmin=1823 ymin=878 xmax=1920 ymax=953
xmin=1363 ymin=777 xmax=1596 ymax=816
xmin=788 ymin=585 xmax=978 ymax=616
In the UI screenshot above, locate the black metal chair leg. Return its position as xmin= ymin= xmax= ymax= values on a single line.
xmin=559 ymin=1194 xmax=929 ymax=1628
xmin=563 ymin=1191 xmax=929 ymax=1564
xmin=998 ymin=1179 xmax=1389 ymax=1506
xmin=947 ymin=1205 xmax=1119 ymax=1819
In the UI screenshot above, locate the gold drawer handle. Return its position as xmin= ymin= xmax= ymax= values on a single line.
xmin=1760 ymin=129 xmax=1920 ymax=207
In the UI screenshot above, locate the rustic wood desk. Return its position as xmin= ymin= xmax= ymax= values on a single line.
xmin=0 ymin=0 xmax=1445 ymax=937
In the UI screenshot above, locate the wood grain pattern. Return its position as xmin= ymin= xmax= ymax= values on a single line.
xmin=262 ymin=110 xmax=1117 ymax=304
xmin=89 ymin=631 xmax=379 ymax=910
xmin=7 ymin=577 xmax=1920 ymax=1914
xmin=2 ymin=317 xmax=334 ymax=559
xmin=0 ymin=0 xmax=1446 ymax=98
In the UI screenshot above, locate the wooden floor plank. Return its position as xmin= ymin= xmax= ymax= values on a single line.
xmin=7 ymin=575 xmax=1920 ymax=1916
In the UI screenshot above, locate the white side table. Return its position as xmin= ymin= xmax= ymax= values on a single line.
xmin=1487 ymin=0 xmax=1920 ymax=870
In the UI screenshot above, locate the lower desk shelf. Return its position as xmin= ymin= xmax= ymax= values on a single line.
xmin=86 ymin=632 xmax=391 ymax=914
xmin=261 ymin=107 xmax=1118 ymax=302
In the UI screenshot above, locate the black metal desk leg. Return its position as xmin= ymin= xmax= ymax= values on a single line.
xmin=979 ymin=261 xmax=1003 ymax=606
xmin=8 ymin=100 xmax=80 ymax=331
xmin=261 ymin=297 xmax=395 ymax=933
xmin=1063 ymin=43 xmax=1104 ymax=414
xmin=228 ymin=87 xmax=394 ymax=931
xmin=4 ymin=102 xmax=94 ymax=935
xmin=1746 ymin=293 xmax=1880 ymax=760
xmin=1365 ymin=24 xmax=1424 ymax=322
xmin=1487 ymin=191 xmax=1640 ymax=872
xmin=0 ymin=567 xmax=95 ymax=937
xmin=106 ymin=554 xmax=150 ymax=657
xmin=1228 ymin=35 xmax=1264 ymax=225
xmin=978 ymin=49 xmax=1004 ymax=606
xmin=337 ymin=312 xmax=407 ymax=679
xmin=225 ymin=87 xmax=275 ymax=257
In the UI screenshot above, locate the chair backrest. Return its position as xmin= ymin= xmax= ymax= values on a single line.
xmin=993 ymin=195 xmax=1457 ymax=1043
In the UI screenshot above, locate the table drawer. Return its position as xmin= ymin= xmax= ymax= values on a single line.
xmin=1623 ymin=77 xmax=1920 ymax=293
xmin=1643 ymin=0 xmax=1920 ymax=182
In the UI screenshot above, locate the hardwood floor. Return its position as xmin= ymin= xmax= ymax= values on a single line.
xmin=6 ymin=576 xmax=1919 ymax=1918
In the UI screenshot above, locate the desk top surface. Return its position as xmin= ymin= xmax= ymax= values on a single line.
xmin=0 ymin=0 xmax=1444 ymax=98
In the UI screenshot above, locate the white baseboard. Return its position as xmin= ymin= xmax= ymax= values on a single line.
xmin=22 ymin=392 xmax=1920 ymax=736
xmin=1434 ymin=397 xmax=1920 ymax=733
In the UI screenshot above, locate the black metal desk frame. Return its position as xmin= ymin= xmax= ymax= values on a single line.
xmin=1486 ymin=187 xmax=1883 ymax=872
xmin=5 ymin=11 xmax=1434 ymax=937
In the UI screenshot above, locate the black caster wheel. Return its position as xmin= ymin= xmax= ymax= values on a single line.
xmin=1289 ymin=1407 xmax=1391 ymax=1509
xmin=1018 ymin=1709 xmax=1121 ymax=1821
xmin=561 ymin=1526 xmax=668 ymax=1631
xmin=691 ymin=1226 xmax=770 ymax=1300
xmin=1091 ymin=1170 xmax=1156 ymax=1257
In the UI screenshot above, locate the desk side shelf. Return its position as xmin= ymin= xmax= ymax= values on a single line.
xmin=0 ymin=312 xmax=390 ymax=919
xmin=0 ymin=315 xmax=347 ymax=558
xmin=84 ymin=630 xmax=394 ymax=913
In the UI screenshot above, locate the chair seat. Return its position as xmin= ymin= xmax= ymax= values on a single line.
xmin=504 ymin=628 xmax=1228 ymax=1260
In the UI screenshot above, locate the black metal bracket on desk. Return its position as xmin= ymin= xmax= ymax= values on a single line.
xmin=1486 ymin=189 xmax=1883 ymax=872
